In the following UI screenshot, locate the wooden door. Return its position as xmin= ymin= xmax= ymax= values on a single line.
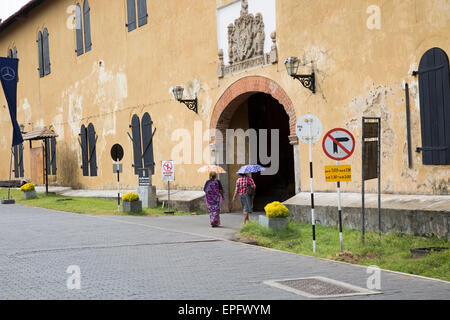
xmin=30 ymin=147 xmax=44 ymax=185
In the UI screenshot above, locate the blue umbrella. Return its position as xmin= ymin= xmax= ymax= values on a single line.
xmin=236 ymin=164 xmax=266 ymax=174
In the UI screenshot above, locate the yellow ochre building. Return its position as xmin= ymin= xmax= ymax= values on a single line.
xmin=0 ymin=0 xmax=449 ymax=213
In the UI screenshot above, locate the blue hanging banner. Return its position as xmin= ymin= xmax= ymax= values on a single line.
xmin=0 ymin=57 xmax=23 ymax=147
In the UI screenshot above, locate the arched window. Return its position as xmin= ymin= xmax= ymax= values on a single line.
xmin=84 ymin=0 xmax=92 ymax=52
xmin=7 ymin=48 xmax=13 ymax=58
xmin=417 ymin=47 xmax=450 ymax=165
xmin=75 ymin=4 xmax=83 ymax=56
xmin=79 ymin=124 xmax=97 ymax=176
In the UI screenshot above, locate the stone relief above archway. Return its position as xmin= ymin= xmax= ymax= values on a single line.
xmin=218 ymin=0 xmax=278 ymax=78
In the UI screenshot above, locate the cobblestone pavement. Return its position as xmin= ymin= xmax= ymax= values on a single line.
xmin=0 ymin=205 xmax=449 ymax=300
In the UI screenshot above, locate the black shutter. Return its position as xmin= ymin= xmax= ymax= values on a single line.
xmin=126 ymin=0 xmax=137 ymax=32
xmin=76 ymin=4 xmax=84 ymax=56
xmin=45 ymin=138 xmax=51 ymax=177
xmin=37 ymin=31 xmax=44 ymax=77
xmin=13 ymin=145 xmax=19 ymax=178
xmin=137 ymin=0 xmax=148 ymax=27
xmin=87 ymin=123 xmax=97 ymax=177
xmin=83 ymin=0 xmax=92 ymax=52
xmin=418 ymin=47 xmax=450 ymax=165
xmin=80 ymin=125 xmax=89 ymax=176
xmin=141 ymin=112 xmax=155 ymax=174
xmin=43 ymin=28 xmax=51 ymax=75
xmin=50 ymin=137 xmax=57 ymax=175
xmin=131 ymin=114 xmax=142 ymax=175
xmin=13 ymin=47 xmax=17 ymax=58
xmin=18 ymin=143 xmax=24 ymax=178
xmin=8 ymin=49 xmax=13 ymax=58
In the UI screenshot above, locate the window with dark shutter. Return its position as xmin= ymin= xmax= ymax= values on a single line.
xmin=87 ymin=123 xmax=98 ymax=177
xmin=13 ymin=144 xmax=24 ymax=178
xmin=43 ymin=28 xmax=51 ymax=75
xmin=75 ymin=4 xmax=84 ymax=56
xmin=50 ymin=137 xmax=57 ymax=175
xmin=141 ymin=113 xmax=155 ymax=174
xmin=18 ymin=143 xmax=24 ymax=178
xmin=8 ymin=48 xmax=13 ymax=58
xmin=83 ymin=0 xmax=92 ymax=52
xmin=126 ymin=0 xmax=137 ymax=32
xmin=37 ymin=31 xmax=44 ymax=77
xmin=79 ymin=125 xmax=89 ymax=176
xmin=130 ymin=114 xmax=143 ymax=175
xmin=13 ymin=145 xmax=19 ymax=178
xmin=46 ymin=137 xmax=57 ymax=176
xmin=13 ymin=47 xmax=17 ymax=58
xmin=137 ymin=0 xmax=148 ymax=27
xmin=417 ymin=47 xmax=450 ymax=165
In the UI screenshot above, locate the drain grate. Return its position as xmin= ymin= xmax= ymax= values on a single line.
xmin=263 ymin=276 xmax=381 ymax=298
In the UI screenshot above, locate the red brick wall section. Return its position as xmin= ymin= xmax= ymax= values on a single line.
xmin=210 ymin=76 xmax=297 ymax=144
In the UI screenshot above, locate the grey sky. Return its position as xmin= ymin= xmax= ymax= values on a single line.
xmin=0 ymin=0 xmax=30 ymax=22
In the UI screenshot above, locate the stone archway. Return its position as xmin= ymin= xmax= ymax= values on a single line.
xmin=211 ymin=76 xmax=297 ymax=138
xmin=209 ymin=76 xmax=301 ymax=212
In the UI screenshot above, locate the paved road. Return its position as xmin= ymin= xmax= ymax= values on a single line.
xmin=0 ymin=205 xmax=449 ymax=300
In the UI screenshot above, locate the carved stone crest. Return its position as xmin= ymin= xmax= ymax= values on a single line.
xmin=218 ymin=0 xmax=277 ymax=78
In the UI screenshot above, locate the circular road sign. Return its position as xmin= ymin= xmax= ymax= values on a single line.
xmin=111 ymin=144 xmax=124 ymax=161
xmin=322 ymin=128 xmax=355 ymax=161
xmin=296 ymin=114 xmax=323 ymax=144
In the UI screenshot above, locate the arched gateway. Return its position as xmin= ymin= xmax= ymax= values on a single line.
xmin=210 ymin=76 xmax=301 ymax=212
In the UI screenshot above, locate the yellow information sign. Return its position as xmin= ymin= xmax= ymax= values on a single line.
xmin=325 ymin=165 xmax=352 ymax=182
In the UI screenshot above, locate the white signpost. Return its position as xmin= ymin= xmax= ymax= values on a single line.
xmin=296 ymin=114 xmax=322 ymax=254
xmin=322 ymin=128 xmax=356 ymax=252
xmin=161 ymin=160 xmax=175 ymax=213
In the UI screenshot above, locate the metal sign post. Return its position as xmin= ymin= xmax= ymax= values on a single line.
xmin=111 ymin=144 xmax=124 ymax=214
xmin=117 ymin=158 xmax=120 ymax=213
xmin=296 ymin=114 xmax=322 ymax=254
xmin=162 ymin=160 xmax=175 ymax=214
xmin=322 ymin=128 xmax=355 ymax=252
xmin=361 ymin=117 xmax=381 ymax=242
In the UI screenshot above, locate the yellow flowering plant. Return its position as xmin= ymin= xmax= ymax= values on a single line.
xmin=122 ymin=192 xmax=139 ymax=202
xmin=264 ymin=201 xmax=290 ymax=218
xmin=20 ymin=183 xmax=35 ymax=192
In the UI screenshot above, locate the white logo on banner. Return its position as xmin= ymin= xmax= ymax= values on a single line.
xmin=1 ymin=67 xmax=16 ymax=81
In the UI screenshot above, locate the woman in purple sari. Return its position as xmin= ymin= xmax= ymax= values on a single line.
xmin=203 ymin=172 xmax=224 ymax=227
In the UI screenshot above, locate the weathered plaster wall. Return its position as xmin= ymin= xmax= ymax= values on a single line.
xmin=0 ymin=0 xmax=448 ymax=195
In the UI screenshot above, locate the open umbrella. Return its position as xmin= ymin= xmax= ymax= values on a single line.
xmin=197 ymin=165 xmax=226 ymax=174
xmin=236 ymin=164 xmax=265 ymax=174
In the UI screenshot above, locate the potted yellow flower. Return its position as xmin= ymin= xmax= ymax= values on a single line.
xmin=122 ymin=192 xmax=142 ymax=213
xmin=259 ymin=201 xmax=290 ymax=230
xmin=20 ymin=183 xmax=37 ymax=199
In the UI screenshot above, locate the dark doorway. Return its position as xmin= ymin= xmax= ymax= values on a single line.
xmin=248 ymin=93 xmax=295 ymax=211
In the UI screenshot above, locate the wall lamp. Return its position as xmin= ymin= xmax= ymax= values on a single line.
xmin=284 ymin=57 xmax=315 ymax=94
xmin=172 ymin=85 xmax=198 ymax=113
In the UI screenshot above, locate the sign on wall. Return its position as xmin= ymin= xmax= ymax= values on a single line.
xmin=161 ymin=160 xmax=175 ymax=182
